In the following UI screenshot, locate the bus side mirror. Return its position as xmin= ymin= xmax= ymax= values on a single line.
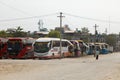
xmin=47 ymin=43 xmax=50 ymax=48
xmin=48 ymin=43 xmax=51 ymax=48
xmin=33 ymin=44 xmax=35 ymax=46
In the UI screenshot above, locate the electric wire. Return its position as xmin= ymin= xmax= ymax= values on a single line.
xmin=0 ymin=11 xmax=120 ymax=25
xmin=0 ymin=1 xmax=32 ymax=16
xmin=0 ymin=0 xmax=119 ymax=24
xmin=64 ymin=13 xmax=120 ymax=24
xmin=0 ymin=13 xmax=58 ymax=22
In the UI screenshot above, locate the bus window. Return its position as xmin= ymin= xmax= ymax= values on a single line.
xmin=52 ymin=41 xmax=69 ymax=47
xmin=52 ymin=41 xmax=60 ymax=47
xmin=105 ymin=44 xmax=108 ymax=48
xmin=34 ymin=42 xmax=49 ymax=53
xmin=62 ymin=41 xmax=68 ymax=47
xmin=14 ymin=41 xmax=22 ymax=54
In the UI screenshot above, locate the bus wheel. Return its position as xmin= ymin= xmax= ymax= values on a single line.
xmin=2 ymin=54 xmax=7 ymax=59
xmin=33 ymin=57 xmax=36 ymax=60
xmin=62 ymin=53 xmax=65 ymax=58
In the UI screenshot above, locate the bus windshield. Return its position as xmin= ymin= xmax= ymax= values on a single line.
xmin=7 ymin=41 xmax=22 ymax=51
xmin=34 ymin=42 xmax=49 ymax=53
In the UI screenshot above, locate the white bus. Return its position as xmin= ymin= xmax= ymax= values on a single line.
xmin=33 ymin=38 xmax=74 ymax=59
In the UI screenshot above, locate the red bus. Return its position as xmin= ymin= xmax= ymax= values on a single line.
xmin=7 ymin=37 xmax=35 ymax=59
xmin=0 ymin=38 xmax=8 ymax=59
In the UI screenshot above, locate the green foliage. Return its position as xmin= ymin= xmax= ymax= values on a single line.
xmin=106 ymin=34 xmax=117 ymax=46
xmin=81 ymin=27 xmax=89 ymax=34
xmin=16 ymin=26 xmax=23 ymax=32
xmin=0 ymin=30 xmax=8 ymax=37
xmin=13 ymin=31 xmax=27 ymax=37
xmin=12 ymin=26 xmax=27 ymax=37
xmin=0 ymin=26 xmax=27 ymax=37
xmin=47 ymin=30 xmax=60 ymax=38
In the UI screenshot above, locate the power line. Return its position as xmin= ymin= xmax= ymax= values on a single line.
xmin=0 ymin=13 xmax=58 ymax=22
xmin=0 ymin=1 xmax=32 ymax=16
xmin=0 ymin=11 xmax=120 ymax=25
xmin=64 ymin=13 xmax=120 ymax=24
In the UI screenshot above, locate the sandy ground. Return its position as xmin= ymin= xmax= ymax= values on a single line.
xmin=0 ymin=52 xmax=120 ymax=80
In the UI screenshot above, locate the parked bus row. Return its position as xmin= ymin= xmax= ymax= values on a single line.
xmin=86 ymin=43 xmax=113 ymax=55
xmin=0 ymin=37 xmax=113 ymax=59
xmin=33 ymin=38 xmax=91 ymax=59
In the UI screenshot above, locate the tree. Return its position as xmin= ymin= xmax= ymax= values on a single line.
xmin=16 ymin=26 xmax=23 ymax=32
xmin=0 ymin=30 xmax=8 ymax=37
xmin=80 ymin=27 xmax=90 ymax=42
xmin=47 ymin=30 xmax=60 ymax=38
xmin=81 ymin=27 xmax=89 ymax=34
xmin=105 ymin=34 xmax=117 ymax=46
xmin=12 ymin=26 xmax=27 ymax=37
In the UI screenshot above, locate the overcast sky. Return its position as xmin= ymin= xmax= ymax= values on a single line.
xmin=0 ymin=0 xmax=120 ymax=34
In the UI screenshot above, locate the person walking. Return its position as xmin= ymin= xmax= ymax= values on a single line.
xmin=95 ymin=47 xmax=100 ymax=60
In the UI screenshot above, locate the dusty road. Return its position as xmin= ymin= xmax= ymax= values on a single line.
xmin=0 ymin=52 xmax=120 ymax=80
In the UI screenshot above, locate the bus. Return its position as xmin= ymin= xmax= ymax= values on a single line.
xmin=87 ymin=43 xmax=110 ymax=55
xmin=0 ymin=38 xmax=7 ymax=59
xmin=33 ymin=38 xmax=74 ymax=59
xmin=76 ymin=40 xmax=89 ymax=55
xmin=86 ymin=43 xmax=95 ymax=55
xmin=95 ymin=43 xmax=109 ymax=54
xmin=70 ymin=40 xmax=81 ymax=57
xmin=7 ymin=37 xmax=35 ymax=59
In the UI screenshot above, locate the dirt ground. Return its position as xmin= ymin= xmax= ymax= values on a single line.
xmin=0 ymin=52 xmax=120 ymax=80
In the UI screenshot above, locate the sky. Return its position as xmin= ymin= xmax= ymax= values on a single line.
xmin=0 ymin=0 xmax=120 ymax=34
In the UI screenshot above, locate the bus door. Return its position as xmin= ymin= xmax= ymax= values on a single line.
xmin=70 ymin=40 xmax=81 ymax=57
xmin=61 ymin=41 xmax=74 ymax=57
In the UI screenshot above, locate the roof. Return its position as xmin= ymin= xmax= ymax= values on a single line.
xmin=36 ymin=31 xmax=49 ymax=35
xmin=0 ymin=38 xmax=8 ymax=43
xmin=8 ymin=37 xmax=36 ymax=44
xmin=76 ymin=40 xmax=83 ymax=42
xmin=36 ymin=37 xmax=69 ymax=42
xmin=64 ymin=31 xmax=75 ymax=33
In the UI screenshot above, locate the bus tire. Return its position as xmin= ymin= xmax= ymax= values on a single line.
xmin=24 ymin=53 xmax=28 ymax=59
xmin=33 ymin=57 xmax=35 ymax=60
xmin=62 ymin=53 xmax=65 ymax=58
xmin=1 ymin=53 xmax=7 ymax=59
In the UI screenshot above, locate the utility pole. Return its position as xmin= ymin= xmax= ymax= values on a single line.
xmin=109 ymin=16 xmax=110 ymax=34
xmin=93 ymin=24 xmax=98 ymax=57
xmin=57 ymin=12 xmax=65 ymax=58
xmin=94 ymin=24 xmax=98 ymax=36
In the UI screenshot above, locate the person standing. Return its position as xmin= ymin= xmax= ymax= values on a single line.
xmin=96 ymin=47 xmax=100 ymax=60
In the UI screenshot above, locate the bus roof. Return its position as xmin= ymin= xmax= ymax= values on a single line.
xmin=88 ymin=43 xmax=108 ymax=45
xmin=95 ymin=43 xmax=108 ymax=45
xmin=35 ymin=38 xmax=69 ymax=42
xmin=0 ymin=38 xmax=8 ymax=43
xmin=8 ymin=37 xmax=36 ymax=44
xmin=8 ymin=38 xmax=22 ymax=41
xmin=76 ymin=40 xmax=83 ymax=42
